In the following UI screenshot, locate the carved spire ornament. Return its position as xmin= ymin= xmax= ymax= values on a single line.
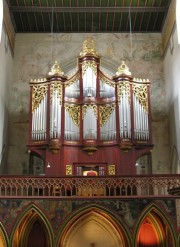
xmin=116 ymin=61 xmax=132 ymax=76
xmin=80 ymin=37 xmax=99 ymax=57
xmin=48 ymin=61 xmax=64 ymax=76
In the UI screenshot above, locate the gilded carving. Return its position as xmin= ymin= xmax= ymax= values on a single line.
xmin=65 ymin=104 xmax=80 ymax=126
xmin=82 ymin=60 xmax=97 ymax=76
xmin=50 ymin=81 xmax=62 ymax=104
xmin=48 ymin=61 xmax=64 ymax=76
xmin=80 ymin=37 xmax=99 ymax=57
xmin=116 ymin=61 xmax=131 ymax=76
xmin=32 ymin=85 xmax=48 ymax=112
xmin=132 ymin=84 xmax=148 ymax=112
xmin=117 ymin=82 xmax=130 ymax=104
xmin=108 ymin=165 xmax=115 ymax=175
xmin=99 ymin=104 xmax=115 ymax=127
xmin=82 ymin=105 xmax=98 ymax=119
xmin=66 ymin=165 xmax=72 ymax=175
xmin=100 ymin=73 xmax=115 ymax=87
xmin=64 ymin=73 xmax=80 ymax=88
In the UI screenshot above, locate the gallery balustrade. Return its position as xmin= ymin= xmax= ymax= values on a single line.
xmin=0 ymin=175 xmax=179 ymax=198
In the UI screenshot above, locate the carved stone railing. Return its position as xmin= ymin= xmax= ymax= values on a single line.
xmin=0 ymin=175 xmax=180 ymax=198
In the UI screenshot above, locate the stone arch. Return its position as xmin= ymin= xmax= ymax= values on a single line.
xmin=57 ymin=203 xmax=131 ymax=247
xmin=135 ymin=151 xmax=152 ymax=175
xmin=10 ymin=204 xmax=53 ymax=247
xmin=0 ymin=223 xmax=9 ymax=247
xmin=134 ymin=203 xmax=176 ymax=247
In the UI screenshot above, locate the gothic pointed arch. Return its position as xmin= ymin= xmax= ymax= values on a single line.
xmin=0 ymin=223 xmax=9 ymax=247
xmin=57 ymin=203 xmax=131 ymax=247
xmin=135 ymin=151 xmax=152 ymax=175
xmin=10 ymin=204 xmax=53 ymax=247
xmin=134 ymin=203 xmax=176 ymax=247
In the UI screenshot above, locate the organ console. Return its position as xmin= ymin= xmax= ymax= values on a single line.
xmin=28 ymin=38 xmax=153 ymax=176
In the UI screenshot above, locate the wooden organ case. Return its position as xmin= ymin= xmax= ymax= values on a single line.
xmin=28 ymin=38 xmax=153 ymax=176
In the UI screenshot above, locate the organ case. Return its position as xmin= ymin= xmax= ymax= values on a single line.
xmin=28 ymin=38 xmax=153 ymax=176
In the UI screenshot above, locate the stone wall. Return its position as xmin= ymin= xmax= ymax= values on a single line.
xmin=0 ymin=24 xmax=13 ymax=173
xmin=164 ymin=26 xmax=180 ymax=173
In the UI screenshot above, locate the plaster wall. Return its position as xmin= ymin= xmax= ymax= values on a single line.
xmin=0 ymin=24 xmax=13 ymax=172
xmin=7 ymin=33 xmax=170 ymax=174
xmin=164 ymin=25 xmax=180 ymax=173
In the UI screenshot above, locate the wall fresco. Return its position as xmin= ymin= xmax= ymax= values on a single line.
xmin=0 ymin=198 xmax=176 ymax=236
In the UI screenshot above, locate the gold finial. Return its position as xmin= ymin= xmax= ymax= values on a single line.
xmin=116 ymin=61 xmax=131 ymax=76
xmin=48 ymin=61 xmax=64 ymax=76
xmin=80 ymin=37 xmax=98 ymax=57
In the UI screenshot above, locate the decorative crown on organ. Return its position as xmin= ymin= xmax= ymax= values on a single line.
xmin=80 ymin=37 xmax=99 ymax=57
xmin=116 ymin=61 xmax=132 ymax=76
xmin=48 ymin=61 xmax=64 ymax=76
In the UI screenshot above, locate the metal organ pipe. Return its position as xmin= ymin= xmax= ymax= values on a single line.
xmin=126 ymin=93 xmax=131 ymax=138
xmin=134 ymin=94 xmax=140 ymax=139
xmin=88 ymin=67 xmax=92 ymax=96
xmin=133 ymin=93 xmax=149 ymax=140
xmin=83 ymin=67 xmax=96 ymax=97
xmin=50 ymin=91 xmax=54 ymax=139
xmin=40 ymin=97 xmax=43 ymax=139
xmin=133 ymin=94 xmax=136 ymax=139
xmin=119 ymin=94 xmax=123 ymax=138
xmin=119 ymin=88 xmax=131 ymax=139
xmin=123 ymin=91 xmax=126 ymax=138
xmin=57 ymin=94 xmax=61 ymax=138
xmin=32 ymin=110 xmax=35 ymax=140
xmin=139 ymin=102 xmax=141 ymax=139
xmin=43 ymin=93 xmax=47 ymax=139
xmin=50 ymin=89 xmax=61 ymax=139
xmin=142 ymin=104 xmax=145 ymax=139
xmin=32 ymin=93 xmax=47 ymax=141
xmin=34 ymin=109 xmax=37 ymax=140
xmin=35 ymin=104 xmax=38 ymax=140
xmin=145 ymin=111 xmax=149 ymax=139
xmin=54 ymin=90 xmax=57 ymax=138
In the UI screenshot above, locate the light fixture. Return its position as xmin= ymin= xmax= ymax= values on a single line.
xmin=47 ymin=162 xmax=51 ymax=168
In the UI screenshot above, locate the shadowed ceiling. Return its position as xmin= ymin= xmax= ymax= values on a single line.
xmin=7 ymin=0 xmax=171 ymax=33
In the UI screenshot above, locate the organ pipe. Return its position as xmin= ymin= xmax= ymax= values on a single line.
xmin=32 ymin=92 xmax=47 ymax=141
xmin=118 ymin=83 xmax=131 ymax=139
xmin=82 ymin=62 xmax=97 ymax=97
xmin=133 ymin=92 xmax=149 ymax=140
xmin=49 ymin=82 xmax=62 ymax=139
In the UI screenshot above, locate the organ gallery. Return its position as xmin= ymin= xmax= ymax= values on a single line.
xmin=28 ymin=38 xmax=153 ymax=176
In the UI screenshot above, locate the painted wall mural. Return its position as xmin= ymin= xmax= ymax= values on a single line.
xmin=0 ymin=198 xmax=176 ymax=236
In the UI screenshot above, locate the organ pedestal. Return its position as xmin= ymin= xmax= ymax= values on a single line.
xmin=27 ymin=38 xmax=153 ymax=176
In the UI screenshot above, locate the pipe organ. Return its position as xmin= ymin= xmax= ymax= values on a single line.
xmin=28 ymin=38 xmax=153 ymax=176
